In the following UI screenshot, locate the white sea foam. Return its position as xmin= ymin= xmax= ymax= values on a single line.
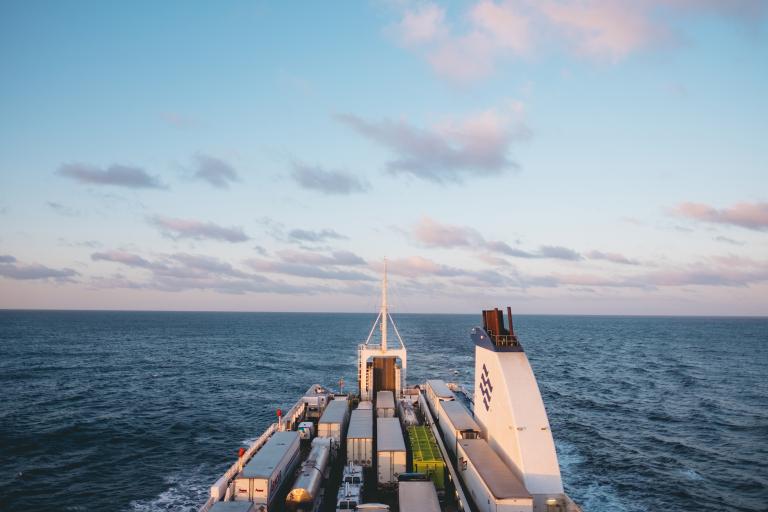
xmin=128 ymin=469 xmax=209 ymax=512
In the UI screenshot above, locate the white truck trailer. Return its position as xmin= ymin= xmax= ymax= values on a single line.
xmin=376 ymin=417 xmax=406 ymax=485
xmin=437 ymin=399 xmax=482 ymax=457
xmin=398 ymin=480 xmax=441 ymax=512
xmin=234 ymin=431 xmax=301 ymax=508
xmin=317 ymin=397 xmax=349 ymax=445
xmin=425 ymin=379 xmax=455 ymax=421
xmin=375 ymin=390 xmax=395 ymax=418
xmin=457 ymin=438 xmax=533 ymax=512
xmin=347 ymin=408 xmax=373 ymax=467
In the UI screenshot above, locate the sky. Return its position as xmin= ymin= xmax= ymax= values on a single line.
xmin=0 ymin=0 xmax=766 ymax=315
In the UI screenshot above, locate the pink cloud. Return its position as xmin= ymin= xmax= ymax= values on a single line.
xmin=389 ymin=0 xmax=765 ymax=82
xmin=673 ymin=201 xmax=768 ymax=231
xmin=411 ymin=217 xmax=482 ymax=248
xmin=337 ymin=105 xmax=528 ymax=183
xmin=397 ymin=3 xmax=446 ymax=45
xmin=470 ymin=1 xmax=531 ymax=54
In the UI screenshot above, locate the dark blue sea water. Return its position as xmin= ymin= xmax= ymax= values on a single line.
xmin=0 ymin=311 xmax=766 ymax=511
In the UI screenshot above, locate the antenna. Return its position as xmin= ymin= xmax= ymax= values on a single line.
xmin=380 ymin=258 xmax=388 ymax=352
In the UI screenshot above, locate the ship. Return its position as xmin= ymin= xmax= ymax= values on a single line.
xmin=199 ymin=264 xmax=581 ymax=512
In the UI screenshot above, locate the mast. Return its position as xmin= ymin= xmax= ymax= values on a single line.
xmin=380 ymin=258 xmax=388 ymax=352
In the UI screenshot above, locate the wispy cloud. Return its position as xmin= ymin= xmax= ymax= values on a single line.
xmin=714 ymin=235 xmax=745 ymax=246
xmin=90 ymin=250 xmax=312 ymax=295
xmin=47 ymin=201 xmax=80 ymax=217
xmin=385 ymin=255 xmax=517 ymax=288
xmin=532 ymin=255 xmax=768 ymax=289
xmin=277 ymin=249 xmax=366 ymax=266
xmin=92 ymin=250 xmax=153 ymax=268
xmin=673 ymin=201 xmax=768 ymax=231
xmin=190 ymin=153 xmax=240 ymax=188
xmin=337 ymin=106 xmax=529 ymax=183
xmin=246 ymin=249 xmax=370 ymax=281
xmin=586 ymin=250 xmax=639 ymax=265
xmin=148 ymin=215 xmax=249 ymax=242
xmin=58 ymin=163 xmax=166 ymax=189
xmin=389 ymin=0 xmax=765 ymax=82
xmin=396 ymin=3 xmax=447 ymax=45
xmin=410 ymin=217 xmax=582 ymax=261
xmin=288 ymin=228 xmax=347 ymax=243
xmin=291 ymin=162 xmax=368 ymax=195
xmin=0 ymin=255 xmax=78 ymax=282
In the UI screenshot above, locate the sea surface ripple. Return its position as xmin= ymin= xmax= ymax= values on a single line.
xmin=0 ymin=311 xmax=766 ymax=511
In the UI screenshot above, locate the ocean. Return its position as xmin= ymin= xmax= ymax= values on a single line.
xmin=0 ymin=311 xmax=766 ymax=511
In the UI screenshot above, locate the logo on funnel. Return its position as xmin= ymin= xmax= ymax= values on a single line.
xmin=479 ymin=363 xmax=493 ymax=411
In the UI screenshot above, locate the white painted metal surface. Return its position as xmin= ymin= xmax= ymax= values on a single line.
xmin=425 ymin=379 xmax=455 ymax=421
xmin=376 ymin=390 xmax=396 ymax=418
xmin=376 ymin=418 xmax=406 ymax=485
xmin=234 ymin=431 xmax=300 ymax=505
xmin=346 ymin=409 xmax=373 ymax=467
xmin=398 ymin=481 xmax=441 ymax=512
xmin=317 ymin=398 xmax=349 ymax=444
xmin=473 ymin=328 xmax=565 ymax=510
xmin=418 ymin=391 xmax=471 ymax=512
xmin=438 ymin=399 xmax=482 ymax=457
xmin=457 ymin=438 xmax=533 ymax=512
xmin=358 ymin=263 xmax=408 ymax=401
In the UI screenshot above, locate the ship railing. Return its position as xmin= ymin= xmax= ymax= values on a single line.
xmin=198 ymin=397 xmax=307 ymax=512
xmin=418 ymin=390 xmax=471 ymax=512
xmin=280 ymin=399 xmax=306 ymax=431
xmin=487 ymin=331 xmax=520 ymax=347
xmin=198 ymin=422 xmax=278 ymax=512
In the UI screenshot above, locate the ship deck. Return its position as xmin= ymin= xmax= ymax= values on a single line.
xmin=199 ymin=383 xmax=581 ymax=512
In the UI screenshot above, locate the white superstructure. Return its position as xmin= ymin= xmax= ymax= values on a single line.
xmin=358 ymin=261 xmax=407 ymax=400
xmin=471 ymin=308 xmax=567 ymax=511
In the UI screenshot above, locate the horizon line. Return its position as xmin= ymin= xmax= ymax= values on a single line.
xmin=0 ymin=308 xmax=765 ymax=319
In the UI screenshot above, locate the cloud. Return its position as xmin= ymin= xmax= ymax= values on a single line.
xmin=385 ymin=255 xmax=517 ymax=288
xmin=538 ymin=245 xmax=583 ymax=261
xmin=337 ymin=107 xmax=528 ymax=183
xmin=410 ymin=217 xmax=582 ymax=260
xmin=92 ymin=250 xmax=153 ymax=268
xmin=397 ymin=3 xmax=447 ymax=44
xmin=0 ymin=257 xmax=78 ymax=282
xmin=288 ymin=228 xmax=347 ymax=243
xmin=389 ymin=0 xmax=765 ymax=82
xmin=58 ymin=163 xmax=166 ymax=189
xmin=246 ymin=259 xmax=374 ymax=281
xmin=90 ymin=250 xmax=313 ymax=295
xmin=47 ymin=201 xmax=79 ymax=217
xmin=149 ymin=215 xmax=249 ymax=242
xmin=587 ymin=250 xmax=639 ymax=265
xmin=277 ymin=249 xmax=366 ymax=266
xmin=412 ymin=217 xmax=482 ymax=247
xmin=191 ymin=153 xmax=240 ymax=188
xmin=714 ymin=236 xmax=744 ymax=246
xmin=673 ymin=201 xmax=768 ymax=231
xmin=291 ymin=162 xmax=368 ymax=195
xmin=245 ymin=249 xmax=370 ymax=281
xmin=386 ymin=255 xmax=466 ymax=278
xmin=531 ymin=255 xmax=768 ymax=289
